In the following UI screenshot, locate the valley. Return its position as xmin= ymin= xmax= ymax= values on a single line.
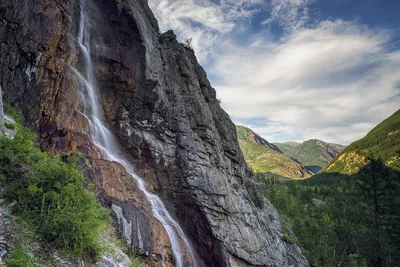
xmin=237 ymin=126 xmax=345 ymax=179
xmin=246 ymin=109 xmax=400 ymax=266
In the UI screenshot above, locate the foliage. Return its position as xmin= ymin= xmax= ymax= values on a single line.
xmin=282 ymin=232 xmax=296 ymax=245
xmin=0 ymin=123 xmax=109 ymax=260
xmin=6 ymin=246 xmax=35 ymax=267
xmin=263 ymin=159 xmax=400 ymax=266
xmin=4 ymin=122 xmax=15 ymax=130
xmin=4 ymin=105 xmax=24 ymax=124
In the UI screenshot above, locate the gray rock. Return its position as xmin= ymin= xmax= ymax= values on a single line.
xmin=0 ymin=85 xmax=4 ymax=136
xmin=0 ymin=211 xmax=11 ymax=265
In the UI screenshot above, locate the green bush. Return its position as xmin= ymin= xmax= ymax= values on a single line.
xmin=0 ymin=124 xmax=108 ymax=260
xmin=4 ymin=123 xmax=15 ymax=130
xmin=4 ymin=105 xmax=24 ymax=124
xmin=6 ymin=247 xmax=34 ymax=267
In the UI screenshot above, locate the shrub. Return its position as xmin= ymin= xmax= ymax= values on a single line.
xmin=183 ymin=37 xmax=193 ymax=50
xmin=4 ymin=123 xmax=15 ymax=130
xmin=0 ymin=124 xmax=108 ymax=260
xmin=4 ymin=105 xmax=24 ymax=124
xmin=6 ymin=247 xmax=34 ymax=267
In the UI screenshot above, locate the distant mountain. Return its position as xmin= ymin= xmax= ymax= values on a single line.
xmin=276 ymin=139 xmax=345 ymax=173
xmin=236 ymin=126 xmax=312 ymax=179
xmin=274 ymin=141 xmax=301 ymax=154
xmin=324 ymin=109 xmax=400 ymax=174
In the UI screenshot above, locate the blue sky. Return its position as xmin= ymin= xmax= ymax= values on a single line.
xmin=148 ymin=0 xmax=400 ymax=144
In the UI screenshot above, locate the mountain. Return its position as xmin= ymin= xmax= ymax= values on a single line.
xmin=278 ymin=139 xmax=345 ymax=173
xmin=274 ymin=141 xmax=301 ymax=154
xmin=237 ymin=126 xmax=313 ymax=179
xmin=324 ymin=109 xmax=400 ymax=174
xmin=0 ymin=1 xmax=308 ymax=266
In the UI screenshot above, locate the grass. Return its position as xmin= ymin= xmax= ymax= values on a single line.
xmin=282 ymin=232 xmax=296 ymax=245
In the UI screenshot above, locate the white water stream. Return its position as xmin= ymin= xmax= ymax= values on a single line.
xmin=73 ymin=2 xmax=196 ymax=267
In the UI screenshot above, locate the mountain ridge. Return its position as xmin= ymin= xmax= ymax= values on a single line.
xmin=274 ymin=141 xmax=301 ymax=154
xmin=278 ymin=139 xmax=345 ymax=173
xmin=237 ymin=125 xmax=313 ymax=179
xmin=324 ymin=109 xmax=400 ymax=174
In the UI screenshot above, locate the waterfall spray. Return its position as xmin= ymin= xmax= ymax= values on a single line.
xmin=73 ymin=2 xmax=196 ymax=266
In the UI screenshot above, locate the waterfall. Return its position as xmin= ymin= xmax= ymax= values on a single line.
xmin=73 ymin=3 xmax=196 ymax=267
xmin=0 ymin=85 xmax=5 ymax=135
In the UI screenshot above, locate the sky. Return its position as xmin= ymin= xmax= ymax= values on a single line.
xmin=148 ymin=0 xmax=400 ymax=145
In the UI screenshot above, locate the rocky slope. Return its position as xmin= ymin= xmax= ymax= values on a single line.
xmin=276 ymin=139 xmax=345 ymax=173
xmin=324 ymin=109 xmax=400 ymax=175
xmin=237 ymin=126 xmax=313 ymax=179
xmin=0 ymin=0 xmax=308 ymax=266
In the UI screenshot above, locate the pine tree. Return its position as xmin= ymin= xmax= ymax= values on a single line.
xmin=358 ymin=158 xmax=400 ymax=266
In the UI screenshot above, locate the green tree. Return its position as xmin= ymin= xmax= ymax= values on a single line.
xmin=358 ymin=158 xmax=400 ymax=266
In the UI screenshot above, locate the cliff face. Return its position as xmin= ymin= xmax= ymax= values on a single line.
xmin=0 ymin=0 xmax=308 ymax=266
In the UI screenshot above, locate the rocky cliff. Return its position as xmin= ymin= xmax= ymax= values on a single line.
xmin=0 ymin=0 xmax=308 ymax=266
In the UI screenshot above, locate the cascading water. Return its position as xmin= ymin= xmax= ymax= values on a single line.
xmin=72 ymin=2 xmax=196 ymax=267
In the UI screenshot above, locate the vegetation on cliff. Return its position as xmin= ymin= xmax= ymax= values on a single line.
xmin=0 ymin=108 xmax=108 ymax=261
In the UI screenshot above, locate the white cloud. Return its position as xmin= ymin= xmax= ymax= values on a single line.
xmin=261 ymin=0 xmax=313 ymax=36
xmin=213 ymin=20 xmax=400 ymax=144
xmin=148 ymin=0 xmax=263 ymax=62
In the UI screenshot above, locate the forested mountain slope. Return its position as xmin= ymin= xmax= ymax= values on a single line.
xmin=324 ymin=109 xmax=400 ymax=174
xmin=237 ymin=126 xmax=313 ymax=179
xmin=283 ymin=139 xmax=345 ymax=173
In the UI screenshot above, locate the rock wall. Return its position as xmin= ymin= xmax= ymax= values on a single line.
xmin=0 ymin=85 xmax=4 ymax=135
xmin=0 ymin=0 xmax=308 ymax=266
